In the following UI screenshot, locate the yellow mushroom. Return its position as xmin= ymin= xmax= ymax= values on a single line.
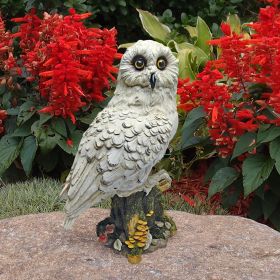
xmin=128 ymin=244 xmax=135 ymax=249
xmin=134 ymin=231 xmax=145 ymax=236
xmin=133 ymin=236 xmax=141 ymax=240
xmin=137 ymin=242 xmax=146 ymax=248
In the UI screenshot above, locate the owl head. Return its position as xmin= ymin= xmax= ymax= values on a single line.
xmin=118 ymin=40 xmax=178 ymax=92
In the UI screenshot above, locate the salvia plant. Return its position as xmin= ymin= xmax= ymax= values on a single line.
xmin=135 ymin=0 xmax=280 ymax=230
xmin=0 ymin=8 xmax=120 ymax=178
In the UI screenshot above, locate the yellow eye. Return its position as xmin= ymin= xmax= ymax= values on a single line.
xmin=132 ymin=55 xmax=146 ymax=70
xmin=156 ymin=57 xmax=167 ymax=70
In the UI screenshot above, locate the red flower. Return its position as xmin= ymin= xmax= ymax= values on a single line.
xmin=0 ymin=109 xmax=8 ymax=135
xmin=66 ymin=139 xmax=73 ymax=147
xmin=12 ymin=9 xmax=120 ymax=123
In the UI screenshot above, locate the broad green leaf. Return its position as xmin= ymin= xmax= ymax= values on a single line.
xmin=39 ymin=113 xmax=52 ymax=125
xmin=176 ymin=42 xmax=208 ymax=67
xmin=78 ymin=108 xmax=102 ymax=125
xmin=12 ymin=118 xmax=34 ymax=137
xmin=226 ymin=14 xmax=242 ymax=34
xmin=0 ymin=136 xmax=23 ymax=175
xmin=231 ymin=132 xmax=256 ymax=160
xmin=262 ymin=191 xmax=280 ymax=220
xmin=204 ymin=157 xmax=229 ymax=183
xmin=20 ymin=135 xmax=37 ymax=176
xmin=52 ymin=118 xmax=67 ymax=137
xmin=181 ymin=107 xmax=207 ymax=149
xmin=208 ymin=167 xmax=239 ymax=198
xmin=242 ymin=155 xmax=275 ymax=196
xmin=137 ymin=9 xmax=171 ymax=43
xmin=17 ymin=101 xmax=36 ymax=126
xmin=185 ymin=25 xmax=197 ymax=38
xmin=177 ymin=49 xmax=196 ymax=80
xmin=195 ymin=17 xmax=212 ymax=56
xmin=57 ymin=130 xmax=83 ymax=155
xmin=118 ymin=42 xmax=135 ymax=49
xmin=269 ymin=137 xmax=280 ymax=174
xmin=257 ymin=126 xmax=280 ymax=144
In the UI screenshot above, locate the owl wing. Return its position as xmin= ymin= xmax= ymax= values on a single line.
xmin=62 ymin=108 xmax=174 ymax=229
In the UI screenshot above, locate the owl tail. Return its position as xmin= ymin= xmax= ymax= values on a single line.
xmin=63 ymin=190 xmax=105 ymax=230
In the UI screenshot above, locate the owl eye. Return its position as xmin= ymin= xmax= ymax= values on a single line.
xmin=156 ymin=57 xmax=167 ymax=70
xmin=132 ymin=55 xmax=146 ymax=70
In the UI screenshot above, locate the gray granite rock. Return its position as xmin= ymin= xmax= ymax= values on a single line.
xmin=0 ymin=208 xmax=280 ymax=280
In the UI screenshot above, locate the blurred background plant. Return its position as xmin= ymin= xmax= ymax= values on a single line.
xmin=0 ymin=0 xmax=261 ymax=43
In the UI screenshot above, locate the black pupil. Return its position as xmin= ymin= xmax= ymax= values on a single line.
xmin=159 ymin=60 xmax=165 ymax=68
xmin=133 ymin=56 xmax=146 ymax=70
xmin=157 ymin=58 xmax=166 ymax=69
xmin=136 ymin=59 xmax=144 ymax=68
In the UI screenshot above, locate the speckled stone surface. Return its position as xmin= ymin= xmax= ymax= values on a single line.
xmin=0 ymin=209 xmax=280 ymax=280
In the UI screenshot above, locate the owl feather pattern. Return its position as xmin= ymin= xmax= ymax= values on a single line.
xmin=62 ymin=40 xmax=179 ymax=229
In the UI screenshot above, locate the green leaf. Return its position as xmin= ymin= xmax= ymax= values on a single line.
xmin=57 ymin=130 xmax=83 ymax=155
xmin=0 ymin=136 xmax=23 ymax=176
xmin=51 ymin=118 xmax=67 ymax=137
xmin=185 ymin=25 xmax=197 ymax=38
xmin=39 ymin=113 xmax=52 ymax=125
xmin=20 ymin=135 xmax=37 ymax=176
xmin=12 ymin=118 xmax=34 ymax=137
xmin=118 ymin=42 xmax=135 ymax=49
xmin=204 ymin=157 xmax=229 ymax=183
xmin=208 ymin=167 xmax=239 ymax=198
xmin=195 ymin=17 xmax=212 ymax=56
xmin=137 ymin=9 xmax=171 ymax=43
xmin=242 ymin=155 xmax=275 ymax=196
xmin=269 ymin=137 xmax=280 ymax=174
xmin=78 ymin=108 xmax=102 ymax=125
xmin=176 ymin=42 xmax=208 ymax=67
xmin=177 ymin=49 xmax=196 ymax=80
xmin=257 ymin=126 xmax=280 ymax=144
xmin=226 ymin=14 xmax=242 ymax=34
xmin=262 ymin=191 xmax=280 ymax=220
xmin=231 ymin=132 xmax=256 ymax=160
xmin=17 ymin=101 xmax=36 ymax=126
xmin=181 ymin=106 xmax=206 ymax=149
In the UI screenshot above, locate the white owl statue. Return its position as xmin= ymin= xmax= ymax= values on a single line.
xmin=61 ymin=40 xmax=179 ymax=263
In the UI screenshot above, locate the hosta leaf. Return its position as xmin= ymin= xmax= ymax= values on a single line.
xmin=20 ymin=135 xmax=37 ymax=176
xmin=208 ymin=167 xmax=239 ymax=198
xmin=242 ymin=155 xmax=275 ymax=196
xmin=226 ymin=14 xmax=242 ymax=34
xmin=0 ymin=136 xmax=23 ymax=175
xmin=195 ymin=17 xmax=212 ymax=56
xmin=177 ymin=49 xmax=196 ymax=80
xmin=231 ymin=132 xmax=256 ymax=160
xmin=137 ymin=9 xmax=171 ymax=43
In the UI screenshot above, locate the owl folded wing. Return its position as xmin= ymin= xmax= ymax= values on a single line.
xmin=62 ymin=110 xmax=173 ymax=229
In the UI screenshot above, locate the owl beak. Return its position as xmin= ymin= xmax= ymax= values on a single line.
xmin=150 ymin=73 xmax=156 ymax=90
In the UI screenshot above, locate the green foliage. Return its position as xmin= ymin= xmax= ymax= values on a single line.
xmin=0 ymin=0 xmax=261 ymax=43
xmin=0 ymin=81 xmax=111 ymax=180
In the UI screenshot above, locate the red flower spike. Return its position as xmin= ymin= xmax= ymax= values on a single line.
xmin=12 ymin=9 xmax=120 ymax=123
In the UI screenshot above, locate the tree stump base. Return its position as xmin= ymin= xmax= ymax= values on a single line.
xmin=96 ymin=171 xmax=176 ymax=264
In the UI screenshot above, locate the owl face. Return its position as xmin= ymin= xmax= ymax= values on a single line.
xmin=119 ymin=40 xmax=178 ymax=91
